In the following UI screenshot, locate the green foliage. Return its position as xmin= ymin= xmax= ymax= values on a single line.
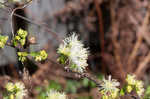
xmin=144 ymin=86 xmax=150 ymax=99
xmin=82 ymin=78 xmax=96 ymax=88
xmin=120 ymin=87 xmax=126 ymax=96
xmin=57 ymin=54 xmax=68 ymax=64
xmin=47 ymin=80 xmax=62 ymax=91
xmin=36 ymin=78 xmax=99 ymax=99
xmin=36 ymin=80 xmax=62 ymax=99
xmin=65 ymin=80 xmax=81 ymax=93
xmin=0 ymin=35 xmax=8 ymax=48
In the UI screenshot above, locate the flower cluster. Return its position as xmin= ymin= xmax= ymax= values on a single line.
xmin=0 ymin=35 xmax=8 ymax=48
xmin=126 ymin=74 xmax=144 ymax=97
xmin=30 ymin=50 xmax=48 ymax=61
xmin=17 ymin=52 xmax=28 ymax=62
xmin=100 ymin=75 xmax=120 ymax=99
xmin=13 ymin=28 xmax=28 ymax=47
xmin=5 ymin=82 xmax=27 ymax=99
xmin=46 ymin=89 xmax=67 ymax=99
xmin=57 ymin=33 xmax=89 ymax=73
xmin=18 ymin=50 xmax=48 ymax=62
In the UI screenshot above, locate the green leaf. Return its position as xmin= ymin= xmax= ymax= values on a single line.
xmin=47 ymin=80 xmax=62 ymax=91
xmin=57 ymin=54 xmax=68 ymax=64
xmin=82 ymin=78 xmax=89 ymax=87
xmin=120 ymin=88 xmax=125 ymax=96
xmin=65 ymin=80 xmax=80 ymax=93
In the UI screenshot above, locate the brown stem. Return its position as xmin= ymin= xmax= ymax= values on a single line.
xmin=134 ymin=52 xmax=150 ymax=78
xmin=48 ymin=59 xmax=102 ymax=87
xmin=93 ymin=0 xmax=105 ymax=72
xmin=110 ymin=0 xmax=126 ymax=80
xmin=0 ymin=1 xmax=62 ymax=43
xmin=127 ymin=4 xmax=150 ymax=73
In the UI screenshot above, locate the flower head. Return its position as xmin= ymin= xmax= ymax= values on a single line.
xmin=46 ymin=89 xmax=67 ymax=99
xmin=57 ymin=33 xmax=89 ymax=73
xmin=34 ymin=50 xmax=48 ymax=61
xmin=5 ymin=82 xmax=15 ymax=92
xmin=5 ymin=82 xmax=27 ymax=99
xmin=0 ymin=35 xmax=8 ymax=48
xmin=13 ymin=28 xmax=28 ymax=46
xmin=100 ymin=75 xmax=120 ymax=99
xmin=126 ymin=74 xmax=144 ymax=97
xmin=17 ymin=52 xmax=28 ymax=62
xmin=15 ymin=82 xmax=27 ymax=99
xmin=126 ymin=74 xmax=136 ymax=85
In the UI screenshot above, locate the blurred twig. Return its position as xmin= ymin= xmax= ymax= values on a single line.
xmin=0 ymin=1 xmax=62 ymax=42
xmin=110 ymin=0 xmax=126 ymax=80
xmin=127 ymin=4 xmax=150 ymax=73
xmin=135 ymin=52 xmax=150 ymax=78
xmin=47 ymin=58 xmax=102 ymax=88
xmin=93 ymin=0 xmax=105 ymax=72
xmin=11 ymin=0 xmax=33 ymax=38
xmin=47 ymin=58 xmax=138 ymax=99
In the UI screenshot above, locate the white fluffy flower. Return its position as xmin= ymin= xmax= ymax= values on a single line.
xmin=136 ymin=81 xmax=144 ymax=97
xmin=126 ymin=74 xmax=136 ymax=85
xmin=57 ymin=33 xmax=89 ymax=73
xmin=15 ymin=82 xmax=27 ymax=99
xmin=100 ymin=75 xmax=120 ymax=99
xmin=5 ymin=82 xmax=27 ymax=99
xmin=101 ymin=75 xmax=120 ymax=92
xmin=47 ymin=89 xmax=67 ymax=99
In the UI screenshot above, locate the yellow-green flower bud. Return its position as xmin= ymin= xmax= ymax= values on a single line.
xmin=5 ymin=82 xmax=15 ymax=92
xmin=126 ymin=85 xmax=132 ymax=93
xmin=0 ymin=35 xmax=8 ymax=48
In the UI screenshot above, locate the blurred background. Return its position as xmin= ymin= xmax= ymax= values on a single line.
xmin=0 ymin=0 xmax=150 ymax=99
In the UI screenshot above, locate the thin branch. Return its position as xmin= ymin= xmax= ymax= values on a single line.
xmin=127 ymin=4 xmax=150 ymax=73
xmin=10 ymin=0 xmax=33 ymax=37
xmin=93 ymin=0 xmax=105 ymax=72
xmin=0 ymin=1 xmax=62 ymax=43
xmin=110 ymin=0 xmax=126 ymax=79
xmin=47 ymin=58 xmax=138 ymax=99
xmin=47 ymin=59 xmax=102 ymax=88
xmin=134 ymin=52 xmax=150 ymax=78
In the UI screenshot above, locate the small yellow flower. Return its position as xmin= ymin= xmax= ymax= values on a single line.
xmin=5 ymin=82 xmax=15 ymax=92
xmin=13 ymin=28 xmax=28 ymax=46
xmin=35 ymin=55 xmax=42 ymax=61
xmin=34 ymin=50 xmax=48 ymax=61
xmin=15 ymin=36 xmax=21 ymax=40
xmin=17 ymin=52 xmax=28 ymax=62
xmin=40 ymin=50 xmax=48 ymax=60
xmin=0 ymin=35 xmax=8 ymax=48
xmin=5 ymin=82 xmax=27 ymax=99
xmin=126 ymin=74 xmax=136 ymax=85
xmin=126 ymin=74 xmax=144 ymax=97
xmin=126 ymin=85 xmax=132 ymax=93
